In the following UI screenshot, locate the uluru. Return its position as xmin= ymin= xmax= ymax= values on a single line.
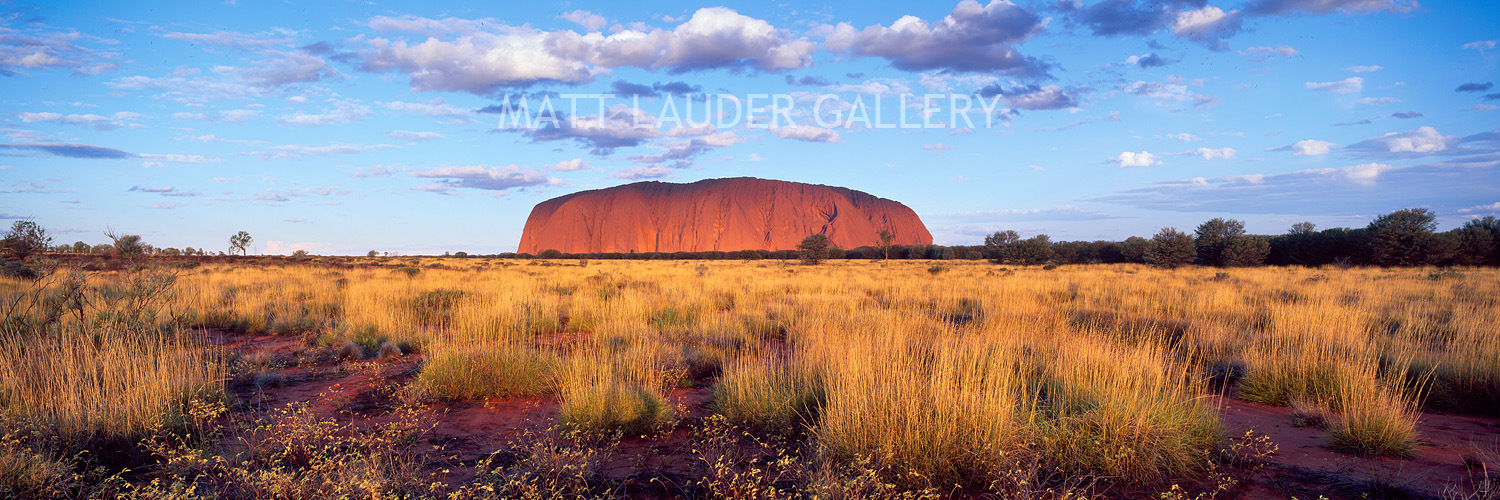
xmin=518 ymin=177 xmax=932 ymax=254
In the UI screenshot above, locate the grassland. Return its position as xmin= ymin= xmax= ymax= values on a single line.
xmin=1 ymin=257 xmax=1497 ymax=498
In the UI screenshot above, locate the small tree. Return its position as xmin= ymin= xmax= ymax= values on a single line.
xmin=983 ymin=230 xmax=1020 ymax=263
xmin=797 ymin=233 xmax=831 ymax=265
xmin=1366 ymin=208 xmax=1437 ymax=266
xmin=291 ymin=249 xmax=310 ymax=258
xmin=1458 ymin=216 xmax=1500 ymax=265
xmin=1014 ymin=234 xmax=1054 ymax=265
xmin=1288 ymin=222 xmax=1317 ymax=236
xmin=1118 ymin=236 xmax=1149 ymax=263
xmin=1222 ymin=236 xmax=1270 ymax=267
xmin=1194 ymin=218 xmax=1247 ymax=267
xmin=1145 ymin=227 xmax=1196 ymax=269
xmin=1 ymin=219 xmax=52 ymax=261
xmin=367 ymin=250 xmax=379 ymax=258
xmin=105 ymin=229 xmax=145 ymax=262
xmin=876 ymin=229 xmax=896 ymax=260
xmin=229 ymin=231 xmax=253 ymax=256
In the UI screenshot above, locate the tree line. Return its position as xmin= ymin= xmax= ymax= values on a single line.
xmin=506 ymin=208 xmax=1499 ymax=268
xmin=5 ymin=208 xmax=1496 ymax=269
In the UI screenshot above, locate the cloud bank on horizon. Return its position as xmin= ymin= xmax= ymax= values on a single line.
xmin=1 ymin=0 xmax=1497 ymax=254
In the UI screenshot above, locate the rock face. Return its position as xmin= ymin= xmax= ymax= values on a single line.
xmin=518 ymin=177 xmax=932 ymax=253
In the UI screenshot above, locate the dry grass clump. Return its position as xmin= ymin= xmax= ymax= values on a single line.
xmin=713 ymin=357 xmax=825 ymax=434
xmin=1327 ymin=380 xmax=1422 ymax=457
xmin=554 ymin=351 xmax=676 ymax=439
xmin=418 ymin=342 xmax=560 ymax=400
xmin=0 ymin=330 xmax=223 ymax=447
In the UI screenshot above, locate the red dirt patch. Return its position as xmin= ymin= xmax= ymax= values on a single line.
xmin=1220 ymin=396 xmax=1500 ymax=499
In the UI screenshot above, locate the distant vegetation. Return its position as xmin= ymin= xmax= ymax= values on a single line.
xmin=20 ymin=208 xmax=1497 ymax=269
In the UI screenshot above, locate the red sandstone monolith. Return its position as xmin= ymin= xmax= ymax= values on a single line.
xmin=518 ymin=177 xmax=932 ymax=253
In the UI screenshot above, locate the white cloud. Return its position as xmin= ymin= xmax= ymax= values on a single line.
xmin=1347 ymin=65 xmax=1382 ymax=73
xmin=1458 ymin=202 xmax=1500 ymax=214
xmin=1271 ymin=139 xmax=1337 ymax=155
xmin=1168 ymin=133 xmax=1198 ymax=142
xmin=387 ymin=130 xmax=445 ymax=141
xmin=275 ymin=101 xmax=372 ymax=126
xmin=744 ymin=153 xmax=765 ymax=161
xmin=772 ymin=124 xmax=842 ymax=143
xmin=825 ymin=78 xmax=913 ymax=97
xmin=550 ymin=158 xmax=589 ymax=171
xmin=1358 ymin=96 xmax=1400 ymax=105
xmin=1194 ymin=147 xmax=1236 ymax=160
xmin=256 ymin=142 xmax=396 ymax=160
xmin=383 ymin=98 xmax=473 ymax=118
xmin=1171 ymin=6 xmax=1241 ymax=48
xmin=613 ymin=165 xmax=674 ymax=180
xmin=1373 ymin=126 xmax=1453 ymax=153
xmin=560 ymin=10 xmax=608 ymax=31
xmin=821 ymin=0 xmax=1048 ymax=76
xmin=409 ymin=165 xmax=559 ymax=192
xmin=1319 ymin=162 xmax=1392 ymax=186
xmin=221 ymin=108 xmax=261 ymax=123
xmin=1462 ymin=39 xmax=1497 ymax=51
xmin=1112 ymin=151 xmax=1162 ymax=168
xmin=1238 ymin=45 xmax=1297 ymax=61
xmin=922 ymin=144 xmax=954 ymax=150
xmin=139 ymin=153 xmax=217 ymax=163
xmin=17 ymin=111 xmax=143 ymax=130
xmin=360 ymin=8 xmax=814 ymax=94
xmin=1305 ymin=77 xmax=1363 ymax=94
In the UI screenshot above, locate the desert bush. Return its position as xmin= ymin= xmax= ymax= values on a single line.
xmin=419 ymin=343 xmax=560 ymax=400
xmin=1328 ymin=383 xmax=1421 ymax=457
xmin=406 ymin=288 xmax=464 ymax=328
xmin=556 ymin=352 xmax=674 ymax=439
xmin=714 ymin=357 xmax=825 ymax=435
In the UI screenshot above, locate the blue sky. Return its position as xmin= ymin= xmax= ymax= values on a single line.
xmin=2 ymin=0 xmax=1497 ymax=255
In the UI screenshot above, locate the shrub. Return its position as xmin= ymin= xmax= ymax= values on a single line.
xmin=713 ymin=358 xmax=825 ymax=435
xmin=1145 ymin=228 xmax=1196 ymax=269
xmin=1328 ymin=386 xmax=1420 ymax=457
xmin=406 ymin=289 xmax=464 ymax=328
xmin=798 ymin=234 xmax=831 ymax=265
xmin=557 ymin=380 xmax=672 ymax=439
xmin=419 ymin=344 xmax=559 ymax=400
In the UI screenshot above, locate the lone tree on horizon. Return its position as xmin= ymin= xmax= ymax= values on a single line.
xmin=230 ymin=231 xmax=253 ymax=256
xmin=877 ymin=228 xmax=896 ymax=260
xmin=798 ymin=233 xmax=831 ymax=265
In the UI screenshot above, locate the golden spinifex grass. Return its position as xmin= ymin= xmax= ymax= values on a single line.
xmin=2 ymin=259 xmax=1497 ymax=494
xmin=0 ymin=331 xmax=223 ymax=448
xmin=418 ymin=341 xmax=561 ymax=400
